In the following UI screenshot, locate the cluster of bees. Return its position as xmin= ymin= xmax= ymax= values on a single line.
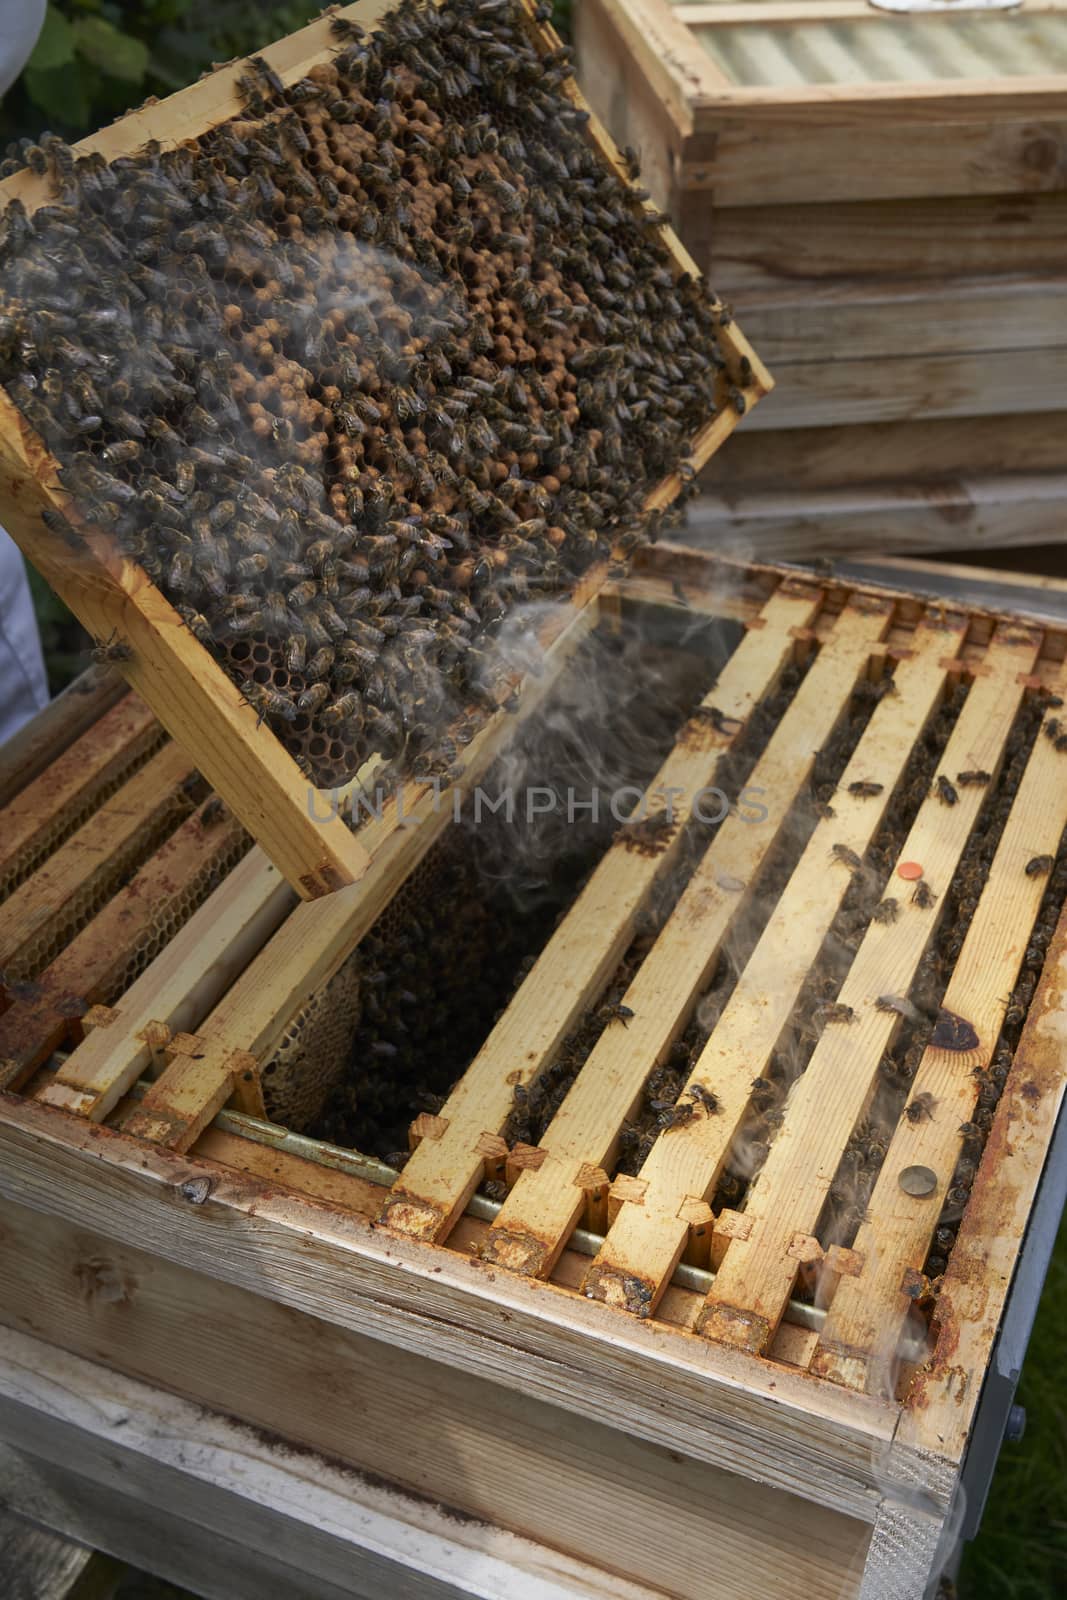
xmin=0 ymin=0 xmax=730 ymax=785
xmin=310 ymin=624 xmax=712 ymax=1158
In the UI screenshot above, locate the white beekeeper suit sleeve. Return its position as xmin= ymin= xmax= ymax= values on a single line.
xmin=0 ymin=0 xmax=51 ymax=742
xmin=0 ymin=529 xmax=49 ymax=742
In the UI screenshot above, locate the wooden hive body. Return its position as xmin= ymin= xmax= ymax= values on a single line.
xmin=1 ymin=545 xmax=1066 ymax=1597
xmin=0 ymin=0 xmax=768 ymax=901
xmin=576 ymin=0 xmax=1067 ymax=559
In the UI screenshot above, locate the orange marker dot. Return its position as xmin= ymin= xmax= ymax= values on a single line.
xmin=898 ymin=861 xmax=924 ymax=881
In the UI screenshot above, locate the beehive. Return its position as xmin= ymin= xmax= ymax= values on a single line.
xmin=0 ymin=0 xmax=768 ymax=900
xmin=576 ymin=0 xmax=1067 ymax=559
xmin=2 ymin=543 xmax=1065 ymax=1598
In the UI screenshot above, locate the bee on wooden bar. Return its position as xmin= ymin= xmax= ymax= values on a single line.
xmin=597 ymin=1001 xmax=635 ymax=1028
xmin=90 ymin=629 xmax=132 ymax=663
xmin=904 ymin=1092 xmax=938 ymax=1124
xmin=912 ymin=881 xmax=938 ymax=910
xmin=848 ymin=781 xmax=884 ymax=798
xmin=957 ymin=770 xmax=991 ymax=788
xmin=1026 ymin=854 xmax=1055 ymax=877
xmin=934 ymin=775 xmax=959 ymax=807
xmin=815 ymin=1002 xmax=856 ymax=1026
xmin=687 ymin=1084 xmax=721 ymax=1114
xmin=830 ymin=844 xmax=863 ymax=871
xmin=872 ymin=898 xmax=899 ymax=924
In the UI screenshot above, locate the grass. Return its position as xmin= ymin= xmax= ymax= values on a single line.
xmin=958 ymin=1208 xmax=1067 ymax=1599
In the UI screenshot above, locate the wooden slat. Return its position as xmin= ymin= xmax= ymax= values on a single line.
xmin=742 ymin=346 xmax=1067 ymax=430
xmin=479 ymin=599 xmax=895 ymax=1279
xmin=122 ymin=598 xmax=599 ymax=1150
xmin=0 ymin=665 xmax=124 ymax=811
xmin=701 ymin=195 xmax=1067 ymax=293
xmin=581 ymin=609 xmax=967 ymax=1312
xmin=0 ymin=1504 xmax=117 ymax=1600
xmin=687 ymin=476 xmax=1067 ymax=563
xmin=0 ymin=694 xmax=160 ymax=892
xmin=812 ymin=665 xmax=1067 ymax=1391
xmin=677 ymin=1 xmax=1067 ymax=21
xmin=698 ymin=412 xmax=1067 ymax=496
xmin=698 ymin=626 xmax=1042 ymax=1354
xmin=0 ymin=802 xmax=247 ymax=1094
xmin=0 ymin=742 xmax=195 ymax=980
xmin=686 ymin=103 xmax=1067 ymax=212
xmin=377 ymin=582 xmax=824 ymax=1245
xmin=737 ymin=277 xmax=1067 ymax=365
xmin=0 ymin=1264 xmax=872 ymax=1600
xmin=35 ymin=848 xmax=295 ymax=1123
xmin=898 ymin=896 xmax=1067 ymax=1463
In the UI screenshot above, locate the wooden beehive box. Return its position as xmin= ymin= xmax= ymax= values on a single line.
xmin=2 ymin=543 xmax=1066 ymax=1597
xmin=576 ymin=0 xmax=1067 ymax=559
xmin=0 ymin=0 xmax=768 ymax=901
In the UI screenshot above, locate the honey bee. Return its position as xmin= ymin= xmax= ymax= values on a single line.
xmin=687 ymin=1083 xmax=721 ymax=1114
xmin=241 ymin=680 xmax=297 ymax=725
xmin=1026 ymin=854 xmax=1055 ymax=876
xmin=814 ymin=1002 xmax=856 ymax=1026
xmin=912 ymin=881 xmax=937 ymax=910
xmin=904 ymin=1092 xmax=938 ymax=1124
xmin=321 ymin=692 xmax=362 ymax=728
xmin=934 ymin=775 xmax=959 ymax=807
xmin=830 ymin=843 xmax=863 ymax=871
xmin=957 ymin=770 xmax=991 ymax=787
xmin=847 ymin=781 xmax=884 ymax=798
xmin=597 ymin=1001 xmax=635 ymax=1028
xmin=871 ymin=898 xmax=899 ymax=924
xmin=90 ymin=629 xmax=132 ymax=663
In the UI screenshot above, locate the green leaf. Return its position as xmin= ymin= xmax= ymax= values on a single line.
xmin=27 ymin=6 xmax=77 ymax=73
xmin=71 ymin=16 xmax=149 ymax=83
xmin=23 ymin=61 xmax=93 ymax=127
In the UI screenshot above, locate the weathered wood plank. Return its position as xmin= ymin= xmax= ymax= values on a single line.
xmin=378 ymin=582 xmax=824 ymax=1245
xmin=0 ymin=1305 xmax=870 ymax=1600
xmin=737 ymin=277 xmax=1067 ymax=365
xmin=0 ymin=742 xmax=195 ymax=981
xmin=582 ymin=610 xmax=967 ymax=1313
xmin=700 ymin=195 xmax=1067 ymax=292
xmin=0 ymin=1068 xmax=907 ymax=1525
xmin=700 ymin=414 xmax=1067 ymax=495
xmin=686 ymin=476 xmax=1067 ymax=563
xmin=0 ymin=1505 xmax=115 ymax=1600
xmin=742 ymin=346 xmax=1067 ymax=430
xmin=479 ymin=600 xmax=895 ymax=1280
xmin=812 ymin=666 xmax=1067 ymax=1392
xmin=698 ymin=626 xmax=1042 ymax=1354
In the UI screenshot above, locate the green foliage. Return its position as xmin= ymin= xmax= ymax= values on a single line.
xmin=959 ymin=1211 xmax=1067 ymax=1600
xmin=1 ymin=0 xmax=320 ymax=143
